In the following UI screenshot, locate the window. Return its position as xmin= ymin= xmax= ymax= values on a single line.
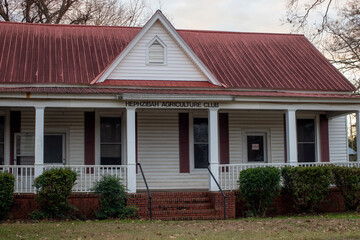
xmin=193 ymin=118 xmax=208 ymax=168
xmin=297 ymin=119 xmax=315 ymax=162
xmin=44 ymin=134 xmax=64 ymax=164
xmin=246 ymin=133 xmax=266 ymax=162
xmin=147 ymin=37 xmax=166 ymax=64
xmin=0 ymin=116 xmax=3 ymax=165
xmin=100 ymin=117 xmax=121 ymax=165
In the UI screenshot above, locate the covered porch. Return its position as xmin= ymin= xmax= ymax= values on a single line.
xmin=1 ymin=98 xmax=360 ymax=194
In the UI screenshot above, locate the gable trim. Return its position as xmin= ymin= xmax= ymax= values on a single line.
xmin=91 ymin=10 xmax=222 ymax=86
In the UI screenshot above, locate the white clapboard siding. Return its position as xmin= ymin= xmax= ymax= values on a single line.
xmin=229 ymin=110 xmax=285 ymax=164
xmin=20 ymin=109 xmax=84 ymax=165
xmin=136 ymin=110 xmax=208 ymax=190
xmin=107 ymin=21 xmax=209 ymax=82
xmin=329 ymin=116 xmax=348 ymax=162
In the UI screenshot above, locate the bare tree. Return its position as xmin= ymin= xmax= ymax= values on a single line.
xmin=0 ymin=0 xmax=150 ymax=26
xmin=286 ymin=0 xmax=359 ymax=88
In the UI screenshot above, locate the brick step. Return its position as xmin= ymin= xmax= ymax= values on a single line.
xmin=151 ymin=208 xmax=217 ymax=216
xmin=153 ymin=215 xmax=223 ymax=221
xmin=151 ymin=192 xmax=208 ymax=197
xmin=151 ymin=197 xmax=211 ymax=204
xmin=152 ymin=202 xmax=213 ymax=211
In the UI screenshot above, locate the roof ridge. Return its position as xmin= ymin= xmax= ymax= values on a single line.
xmin=0 ymin=21 xmax=303 ymax=36
xmin=0 ymin=21 xmax=142 ymax=30
xmin=178 ymin=28 xmax=303 ymax=36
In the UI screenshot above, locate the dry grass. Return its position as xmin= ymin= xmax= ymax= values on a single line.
xmin=1 ymin=214 xmax=360 ymax=240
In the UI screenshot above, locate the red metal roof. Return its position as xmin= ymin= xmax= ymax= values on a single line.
xmin=0 ymin=21 xmax=355 ymax=92
xmin=0 ymin=86 xmax=357 ymax=99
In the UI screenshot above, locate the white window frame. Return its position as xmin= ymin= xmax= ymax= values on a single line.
xmin=43 ymin=133 xmax=66 ymax=165
xmin=146 ymin=35 xmax=167 ymax=65
xmin=242 ymin=129 xmax=270 ymax=163
xmin=189 ymin=112 xmax=208 ymax=172
xmin=296 ymin=113 xmax=319 ymax=162
xmin=95 ymin=111 xmax=125 ymax=165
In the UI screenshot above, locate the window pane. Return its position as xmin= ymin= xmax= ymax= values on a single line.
xmin=100 ymin=117 xmax=121 ymax=143
xmin=298 ymin=143 xmax=316 ymax=162
xmin=44 ymin=135 xmax=63 ymax=164
xmin=194 ymin=118 xmax=208 ymax=143
xmin=194 ymin=144 xmax=208 ymax=168
xmin=297 ymin=119 xmax=315 ymax=142
xmin=247 ymin=135 xmax=264 ymax=162
xmin=101 ymin=144 xmax=121 ymax=165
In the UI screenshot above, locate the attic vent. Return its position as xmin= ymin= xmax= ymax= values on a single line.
xmin=147 ymin=37 xmax=166 ymax=65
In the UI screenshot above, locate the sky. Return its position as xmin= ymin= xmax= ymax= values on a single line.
xmin=145 ymin=0 xmax=292 ymax=33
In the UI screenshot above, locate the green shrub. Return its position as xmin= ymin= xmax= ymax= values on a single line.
xmin=33 ymin=168 xmax=77 ymax=219
xmin=282 ymin=166 xmax=332 ymax=213
xmin=239 ymin=167 xmax=281 ymax=217
xmin=92 ymin=175 xmax=137 ymax=219
xmin=0 ymin=172 xmax=15 ymax=219
xmin=331 ymin=166 xmax=360 ymax=211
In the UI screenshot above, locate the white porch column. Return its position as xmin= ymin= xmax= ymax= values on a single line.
xmin=356 ymin=111 xmax=360 ymax=162
xmin=126 ymin=107 xmax=137 ymax=193
xmin=4 ymin=111 xmax=10 ymax=165
xmin=285 ymin=109 xmax=298 ymax=163
xmin=34 ymin=107 xmax=45 ymax=177
xmin=208 ymin=108 xmax=219 ymax=191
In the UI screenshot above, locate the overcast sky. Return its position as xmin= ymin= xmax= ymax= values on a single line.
xmin=145 ymin=0 xmax=292 ymax=33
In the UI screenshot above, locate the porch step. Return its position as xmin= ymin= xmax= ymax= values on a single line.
xmin=129 ymin=192 xmax=223 ymax=221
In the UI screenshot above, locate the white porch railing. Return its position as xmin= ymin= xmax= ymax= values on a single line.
xmin=219 ymin=162 xmax=360 ymax=190
xmin=1 ymin=165 xmax=127 ymax=193
xmin=0 ymin=165 xmax=35 ymax=193
xmin=43 ymin=165 xmax=128 ymax=193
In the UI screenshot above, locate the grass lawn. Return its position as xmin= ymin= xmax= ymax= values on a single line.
xmin=1 ymin=213 xmax=360 ymax=240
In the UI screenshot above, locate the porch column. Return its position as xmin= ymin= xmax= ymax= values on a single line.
xmin=126 ymin=107 xmax=137 ymax=193
xmin=34 ymin=107 xmax=45 ymax=177
xmin=285 ymin=109 xmax=298 ymax=163
xmin=356 ymin=111 xmax=360 ymax=162
xmin=208 ymin=108 xmax=219 ymax=191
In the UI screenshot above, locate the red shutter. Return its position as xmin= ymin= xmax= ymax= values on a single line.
xmin=320 ymin=114 xmax=330 ymax=162
xmin=219 ymin=113 xmax=229 ymax=164
xmin=179 ymin=113 xmax=190 ymax=173
xmin=84 ymin=112 xmax=95 ymax=165
xmin=10 ymin=111 xmax=21 ymax=165
xmin=284 ymin=114 xmax=287 ymax=163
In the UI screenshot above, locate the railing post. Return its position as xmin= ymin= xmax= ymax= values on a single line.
xmin=209 ymin=108 xmax=219 ymax=191
xmin=126 ymin=107 xmax=137 ymax=193
xmin=34 ymin=107 xmax=45 ymax=178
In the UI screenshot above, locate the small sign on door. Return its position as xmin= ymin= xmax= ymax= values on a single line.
xmin=252 ymin=144 xmax=259 ymax=150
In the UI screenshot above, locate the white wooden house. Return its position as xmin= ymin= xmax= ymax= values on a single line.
xmin=1 ymin=11 xmax=360 ymax=194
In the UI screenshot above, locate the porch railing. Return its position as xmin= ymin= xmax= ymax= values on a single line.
xmin=0 ymin=165 xmax=35 ymax=193
xmin=219 ymin=162 xmax=360 ymax=190
xmin=43 ymin=165 xmax=128 ymax=193
xmin=1 ymin=165 xmax=127 ymax=193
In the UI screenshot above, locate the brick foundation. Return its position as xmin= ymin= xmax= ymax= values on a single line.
xmin=235 ymin=187 xmax=347 ymax=217
xmin=9 ymin=194 xmax=99 ymax=220
xmin=7 ymin=188 xmax=348 ymax=220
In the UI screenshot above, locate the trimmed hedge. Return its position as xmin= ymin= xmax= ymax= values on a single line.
xmin=33 ymin=168 xmax=77 ymax=219
xmin=282 ymin=166 xmax=332 ymax=213
xmin=92 ymin=175 xmax=137 ymax=219
xmin=239 ymin=167 xmax=281 ymax=217
xmin=0 ymin=172 xmax=15 ymax=219
xmin=331 ymin=166 xmax=360 ymax=211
